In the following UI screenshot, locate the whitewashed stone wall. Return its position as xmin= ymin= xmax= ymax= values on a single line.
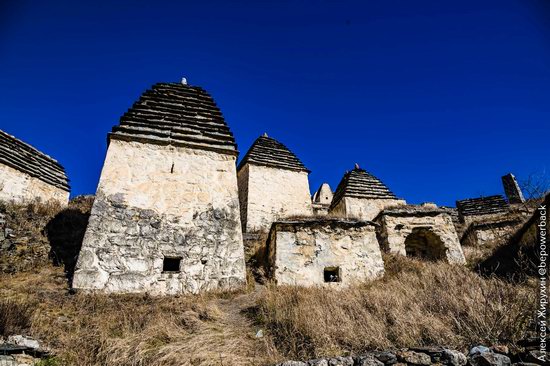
xmin=72 ymin=140 xmax=246 ymax=294
xmin=267 ymin=219 xmax=384 ymax=286
xmin=330 ymin=197 xmax=406 ymax=221
xmin=376 ymin=213 xmax=466 ymax=264
xmin=461 ymin=220 xmax=521 ymax=247
xmin=238 ymin=164 xmax=312 ymax=233
xmin=0 ymin=164 xmax=69 ymax=205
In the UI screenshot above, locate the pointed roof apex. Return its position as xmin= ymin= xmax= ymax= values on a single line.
xmin=109 ymin=82 xmax=238 ymax=156
xmin=354 ymin=163 xmax=360 ymax=170
xmin=263 ymin=132 xmax=268 ymax=137
xmin=330 ymin=167 xmax=397 ymax=209
xmin=238 ymin=134 xmax=309 ymax=173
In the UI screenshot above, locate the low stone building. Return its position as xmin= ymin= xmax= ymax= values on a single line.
xmin=329 ymin=165 xmax=405 ymax=220
xmin=456 ymin=174 xmax=533 ymax=247
xmin=312 ymin=182 xmax=333 ymax=215
xmin=456 ymin=195 xmax=510 ymax=225
xmin=0 ymin=130 xmax=69 ymax=205
xmin=460 ymin=216 xmax=524 ymax=247
xmin=237 ymin=134 xmax=312 ymax=233
xmin=72 ymin=81 xmax=246 ymax=294
xmin=375 ymin=204 xmax=466 ymax=264
xmin=266 ymin=218 xmax=384 ymax=286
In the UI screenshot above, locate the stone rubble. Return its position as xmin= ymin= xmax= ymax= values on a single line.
xmin=274 ymin=345 xmax=545 ymax=366
xmin=0 ymin=335 xmax=51 ymax=366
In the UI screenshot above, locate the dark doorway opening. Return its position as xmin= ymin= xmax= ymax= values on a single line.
xmin=404 ymin=228 xmax=446 ymax=261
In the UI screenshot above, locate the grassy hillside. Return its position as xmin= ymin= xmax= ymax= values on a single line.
xmin=0 ymin=201 xmax=538 ymax=366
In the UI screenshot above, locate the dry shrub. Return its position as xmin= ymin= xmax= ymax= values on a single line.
xmin=0 ymin=298 xmax=34 ymax=336
xmin=257 ymin=255 xmax=536 ymax=360
xmin=0 ymin=200 xmax=63 ymax=273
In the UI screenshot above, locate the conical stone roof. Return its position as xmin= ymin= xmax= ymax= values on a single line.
xmin=0 ymin=129 xmax=69 ymax=191
xmin=237 ymin=135 xmax=309 ymax=172
xmin=109 ymin=82 xmax=238 ymax=155
xmin=330 ymin=166 xmax=396 ymax=209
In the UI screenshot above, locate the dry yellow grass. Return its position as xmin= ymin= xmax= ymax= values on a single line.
xmin=256 ymin=255 xmax=536 ymax=360
xmin=0 ymin=201 xmax=538 ymax=365
xmin=0 ymin=267 xmax=279 ymax=366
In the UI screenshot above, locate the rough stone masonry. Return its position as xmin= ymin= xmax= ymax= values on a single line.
xmin=72 ymin=82 xmax=246 ymax=294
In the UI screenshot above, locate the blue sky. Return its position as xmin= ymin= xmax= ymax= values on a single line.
xmin=1 ymin=0 xmax=549 ymax=206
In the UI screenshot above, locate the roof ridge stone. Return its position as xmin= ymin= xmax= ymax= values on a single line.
xmin=237 ymin=135 xmax=309 ymax=173
xmin=0 ymin=129 xmax=70 ymax=191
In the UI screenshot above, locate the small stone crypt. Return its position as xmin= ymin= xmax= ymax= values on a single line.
xmin=374 ymin=204 xmax=466 ymax=264
xmin=237 ymin=134 xmax=312 ymax=234
xmin=329 ymin=165 xmax=406 ymax=220
xmin=72 ymin=82 xmax=246 ymax=294
xmin=0 ymin=129 xmax=70 ymax=205
xmin=265 ymin=166 xmax=467 ymax=286
xmin=266 ymin=218 xmax=385 ymax=286
xmin=457 ymin=174 xmax=531 ymax=247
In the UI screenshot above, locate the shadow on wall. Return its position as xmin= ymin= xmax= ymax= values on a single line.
xmin=479 ymin=193 xmax=549 ymax=281
xmin=45 ymin=196 xmax=93 ymax=283
xmin=404 ymin=228 xmax=447 ymax=261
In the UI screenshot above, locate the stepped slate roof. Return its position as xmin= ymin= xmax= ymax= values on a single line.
xmin=0 ymin=130 xmax=69 ymax=192
xmin=330 ymin=167 xmax=397 ymax=209
xmin=456 ymin=195 xmax=509 ymax=217
xmin=237 ymin=135 xmax=309 ymax=172
xmin=109 ymin=82 xmax=238 ymax=155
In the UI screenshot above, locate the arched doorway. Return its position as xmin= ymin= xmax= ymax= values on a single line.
xmin=404 ymin=228 xmax=447 ymax=261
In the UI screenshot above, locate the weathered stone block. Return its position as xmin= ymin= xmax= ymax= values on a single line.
xmin=267 ymin=218 xmax=384 ymax=286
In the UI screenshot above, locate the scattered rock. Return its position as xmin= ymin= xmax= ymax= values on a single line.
xmin=469 ymin=352 xmax=511 ymax=366
xmin=374 ymin=351 xmax=397 ymax=364
xmin=307 ymin=359 xmax=328 ymax=366
xmin=0 ymin=355 xmax=17 ymax=366
xmin=278 ymin=361 xmax=307 ymax=366
xmin=6 ymin=335 xmax=40 ymax=350
xmin=491 ymin=345 xmax=509 ymax=355
xmin=442 ymin=349 xmax=467 ymax=366
xmin=397 ymin=350 xmax=432 ymax=365
xmin=327 ymin=356 xmax=354 ymax=366
xmin=470 ymin=346 xmax=492 ymax=356
xmin=355 ymin=355 xmax=384 ymax=366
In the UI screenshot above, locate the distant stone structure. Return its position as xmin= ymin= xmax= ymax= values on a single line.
xmin=456 ymin=174 xmax=531 ymax=247
xmin=456 ymin=195 xmax=509 ymax=224
xmin=329 ymin=166 xmax=406 ymax=220
xmin=501 ymin=173 xmax=525 ymax=204
xmin=312 ymin=183 xmax=333 ymax=215
xmin=266 ymin=218 xmax=384 ymax=286
xmin=237 ymin=134 xmax=312 ymax=233
xmin=72 ymin=82 xmax=246 ymax=294
xmin=375 ymin=204 xmax=466 ymax=264
xmin=460 ymin=216 xmax=523 ymax=247
xmin=0 ymin=130 xmax=69 ymax=205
